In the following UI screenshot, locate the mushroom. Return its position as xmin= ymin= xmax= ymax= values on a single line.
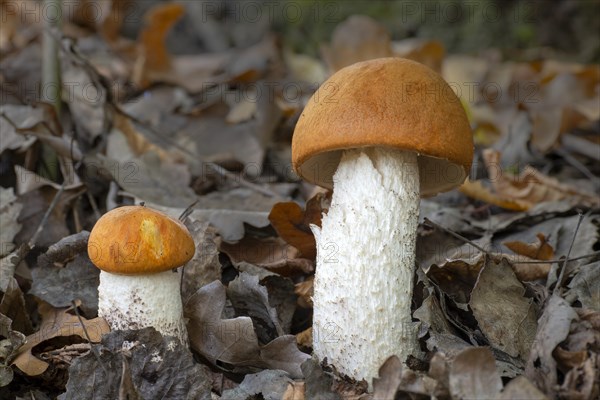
xmin=87 ymin=205 xmax=195 ymax=344
xmin=291 ymin=58 xmax=473 ymax=384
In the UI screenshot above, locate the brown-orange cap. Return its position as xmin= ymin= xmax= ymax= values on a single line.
xmin=88 ymin=205 xmax=195 ymax=274
xmin=292 ymin=57 xmax=473 ymax=196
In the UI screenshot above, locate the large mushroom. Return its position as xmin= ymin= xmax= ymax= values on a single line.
xmin=292 ymin=58 xmax=473 ymax=383
xmin=88 ymin=205 xmax=195 ymax=344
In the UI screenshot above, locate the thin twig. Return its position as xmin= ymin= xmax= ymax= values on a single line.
xmin=70 ymin=301 xmax=109 ymax=375
xmin=112 ymin=95 xmax=281 ymax=199
xmin=52 ymin=29 xmax=281 ymax=199
xmin=423 ymin=217 xmax=598 ymax=266
xmin=29 ymin=183 xmax=65 ymax=248
xmin=40 ymin=0 xmax=62 ymax=181
xmin=554 ymin=147 xmax=600 ymax=185
xmin=553 ymin=213 xmax=585 ymax=295
xmin=86 ymin=190 xmax=102 ymax=220
xmin=423 ymin=218 xmax=491 ymax=255
xmin=512 ymin=251 xmax=599 ymax=264
xmin=179 ymin=200 xmax=199 ymax=221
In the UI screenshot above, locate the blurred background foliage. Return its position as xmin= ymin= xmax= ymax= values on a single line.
xmin=276 ymin=0 xmax=599 ymax=62
xmin=143 ymin=0 xmax=600 ymax=63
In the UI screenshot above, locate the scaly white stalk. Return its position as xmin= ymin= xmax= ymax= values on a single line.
xmin=311 ymin=147 xmax=421 ymax=385
xmin=98 ymin=269 xmax=188 ymax=344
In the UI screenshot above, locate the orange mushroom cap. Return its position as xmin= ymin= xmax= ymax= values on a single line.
xmin=88 ymin=205 xmax=195 ymax=274
xmin=292 ymin=57 xmax=473 ymax=196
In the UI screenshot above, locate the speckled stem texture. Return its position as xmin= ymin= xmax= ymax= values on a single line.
xmin=311 ymin=147 xmax=421 ymax=385
xmin=98 ymin=269 xmax=188 ymax=344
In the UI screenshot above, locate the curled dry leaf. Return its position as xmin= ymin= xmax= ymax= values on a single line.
xmin=227 ymin=272 xmax=284 ymax=343
xmin=12 ymin=303 xmax=109 ymax=376
xmin=500 ymin=233 xmax=555 ymax=281
xmin=459 ymin=179 xmax=530 ymax=211
xmin=426 ymin=253 xmax=486 ymax=305
xmin=504 ymin=233 xmax=555 ymax=261
xmin=185 ymin=281 xmax=309 ymax=378
xmin=505 ymin=255 xmax=551 ymax=281
xmin=484 ymin=149 xmax=599 ymax=208
xmin=413 ymin=292 xmax=455 ymax=336
xmin=559 ymin=356 xmax=598 ymax=400
xmin=525 ymin=295 xmax=579 ymax=397
xmin=268 ymin=192 xmax=329 ymax=259
xmin=220 ymin=236 xmax=314 ymax=276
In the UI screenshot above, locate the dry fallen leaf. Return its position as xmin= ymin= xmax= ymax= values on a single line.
xmin=0 ymin=278 xmax=32 ymax=334
xmin=12 ymin=303 xmax=110 ymax=376
xmin=31 ymin=232 xmax=99 ymax=316
xmin=499 ymin=375 xmax=548 ymax=399
xmin=525 ymin=295 xmax=579 ymax=397
xmin=135 ymin=2 xmax=185 ymax=84
xmin=282 ymin=381 xmax=305 ymax=400
xmin=181 ymin=220 xmax=222 ymax=301
xmin=61 ymin=328 xmax=211 ymax=399
xmin=185 ymin=280 xmax=309 ymax=378
xmin=227 ymin=272 xmax=284 ymax=343
xmin=484 ymin=149 xmax=599 ymax=208
xmin=559 ymin=356 xmax=598 ymax=400
xmin=221 ymin=369 xmax=293 ymax=400
xmin=392 ymin=38 xmax=445 ymax=72
xmin=269 ymin=192 xmax=328 ymax=259
xmin=220 ymin=236 xmax=314 ymax=276
xmin=505 ymin=255 xmax=552 ymax=282
xmin=0 ymin=313 xmax=26 ymax=387
xmin=469 ymin=258 xmax=538 ymax=359
xmin=296 ymin=327 xmax=312 ymax=349
xmin=0 ymin=187 xmax=22 ymax=257
xmin=295 ymin=278 xmax=314 ymax=308
xmin=448 ymin=347 xmax=503 ymax=400
xmin=321 ymin=14 xmax=392 ymax=72
xmin=300 ymin=359 xmax=340 ymax=400
xmin=504 ymin=233 xmax=555 ymax=261
xmin=372 ymin=356 xmax=403 ymax=399
xmin=566 ymin=261 xmax=600 ymax=312
xmin=459 ymin=179 xmax=530 ymax=211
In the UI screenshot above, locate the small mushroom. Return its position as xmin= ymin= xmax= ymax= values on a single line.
xmin=88 ymin=205 xmax=195 ymax=344
xmin=292 ymin=58 xmax=473 ymax=384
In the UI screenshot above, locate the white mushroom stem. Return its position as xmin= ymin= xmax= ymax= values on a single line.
xmin=98 ymin=269 xmax=188 ymax=344
xmin=311 ymin=147 xmax=421 ymax=385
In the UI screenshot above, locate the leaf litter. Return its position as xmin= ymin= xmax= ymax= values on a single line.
xmin=1 ymin=3 xmax=599 ymax=399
